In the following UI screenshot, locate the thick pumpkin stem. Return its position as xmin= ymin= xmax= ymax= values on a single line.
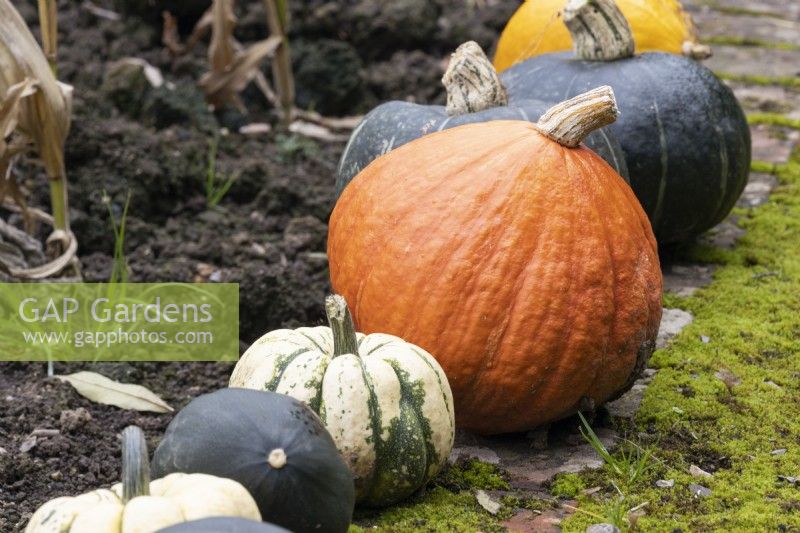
xmin=442 ymin=41 xmax=508 ymax=116
xmin=121 ymin=425 xmax=150 ymax=502
xmin=563 ymin=0 xmax=635 ymax=61
xmin=535 ymin=86 xmax=618 ymax=148
xmin=325 ymin=294 xmax=359 ymax=357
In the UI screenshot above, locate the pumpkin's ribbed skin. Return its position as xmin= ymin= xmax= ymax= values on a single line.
xmin=152 ymin=389 xmax=355 ymax=533
xmin=328 ymin=120 xmax=662 ymax=434
xmin=501 ymin=52 xmax=751 ymax=243
xmin=494 ymin=0 xmax=695 ymax=71
xmin=336 ymin=99 xmax=629 ymax=197
xmin=25 ymin=473 xmax=261 ymax=533
xmin=230 ymin=327 xmax=455 ymax=507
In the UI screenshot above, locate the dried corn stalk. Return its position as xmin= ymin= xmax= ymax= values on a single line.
xmin=198 ymin=0 xmax=282 ymax=111
xmin=263 ymin=0 xmax=294 ymax=123
xmin=0 ymin=79 xmax=37 ymax=226
xmin=166 ymin=0 xmax=293 ymax=118
xmin=0 ymin=0 xmax=76 ymax=279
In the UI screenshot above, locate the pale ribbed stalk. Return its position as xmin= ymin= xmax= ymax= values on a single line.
xmin=325 ymin=294 xmax=359 ymax=357
xmin=442 ymin=41 xmax=508 ymax=115
xmin=535 ymin=86 xmax=619 ymax=148
xmin=563 ymin=0 xmax=635 ymax=61
xmin=121 ymin=426 xmax=150 ymax=503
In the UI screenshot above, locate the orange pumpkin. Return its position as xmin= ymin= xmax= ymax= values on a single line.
xmin=328 ymin=87 xmax=662 ymax=434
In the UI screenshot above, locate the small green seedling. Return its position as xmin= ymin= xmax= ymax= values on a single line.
xmin=205 ymin=135 xmax=237 ymax=208
xmin=578 ymin=412 xmax=655 ymax=486
xmin=104 ymin=189 xmax=131 ymax=284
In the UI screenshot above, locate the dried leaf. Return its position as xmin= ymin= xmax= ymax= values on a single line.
xmin=294 ymin=109 xmax=364 ymax=130
xmin=81 ymin=1 xmax=120 ymax=21
xmin=57 ymin=371 xmax=173 ymax=413
xmin=0 ymin=78 xmax=37 ymax=140
xmin=689 ymin=464 xmax=712 ymax=478
xmin=161 ymin=11 xmax=183 ymax=55
xmin=288 ymin=120 xmax=349 ymax=142
xmin=19 ymin=434 xmax=37 ymax=453
xmin=208 ymin=0 xmax=236 ymax=73
xmin=0 ymin=0 xmax=72 ymax=181
xmin=239 ymin=122 xmax=272 ymax=135
xmin=0 ymin=80 xmax=37 ymax=228
xmin=475 ymin=490 xmax=501 ymax=515
xmin=715 ymin=368 xmax=741 ymax=391
xmin=200 ymin=36 xmax=282 ymax=109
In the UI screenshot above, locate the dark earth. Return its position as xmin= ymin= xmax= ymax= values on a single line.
xmin=0 ymin=0 xmax=522 ymax=529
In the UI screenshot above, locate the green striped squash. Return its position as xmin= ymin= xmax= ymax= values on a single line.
xmin=229 ymin=295 xmax=455 ymax=508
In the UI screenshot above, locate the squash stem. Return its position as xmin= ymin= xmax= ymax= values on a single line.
xmin=442 ymin=41 xmax=507 ymax=116
xmin=325 ymin=294 xmax=359 ymax=357
xmin=121 ymin=425 xmax=150 ymax=502
xmin=535 ymin=86 xmax=618 ymax=148
xmin=563 ymin=0 xmax=635 ymax=61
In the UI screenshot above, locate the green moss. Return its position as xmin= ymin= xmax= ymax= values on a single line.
xmin=716 ymin=72 xmax=800 ymax=89
xmin=559 ymin=148 xmax=800 ymax=530
xmin=551 ymin=473 xmax=587 ymax=498
xmin=703 ymin=35 xmax=800 ymax=51
xmin=662 ymin=292 xmax=689 ymax=309
xmin=350 ymin=487 xmax=504 ymax=533
xmin=752 ymin=160 xmax=778 ymax=175
xmin=437 ymin=459 xmax=511 ymax=491
xmin=747 ymin=113 xmax=800 ymax=130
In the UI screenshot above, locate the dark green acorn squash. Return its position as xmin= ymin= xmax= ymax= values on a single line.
xmin=157 ymin=517 xmax=290 ymax=533
xmin=335 ymin=41 xmax=629 ymax=197
xmin=501 ymin=0 xmax=751 ymax=243
xmin=151 ymin=388 xmax=354 ymax=533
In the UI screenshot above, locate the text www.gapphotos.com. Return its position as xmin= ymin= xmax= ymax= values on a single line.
xmin=21 ymin=329 xmax=214 ymax=348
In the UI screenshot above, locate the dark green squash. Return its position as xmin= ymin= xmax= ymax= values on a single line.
xmin=500 ymin=0 xmax=751 ymax=243
xmin=157 ymin=517 xmax=290 ymax=533
xmin=335 ymin=41 xmax=629 ymax=197
xmin=151 ymin=388 xmax=355 ymax=533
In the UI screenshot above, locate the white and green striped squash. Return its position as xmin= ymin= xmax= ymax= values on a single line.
xmin=229 ymin=295 xmax=455 ymax=508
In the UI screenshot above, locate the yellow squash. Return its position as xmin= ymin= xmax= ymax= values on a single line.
xmin=494 ymin=0 xmax=697 ymax=71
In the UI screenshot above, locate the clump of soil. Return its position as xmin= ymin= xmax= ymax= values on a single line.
xmin=0 ymin=0 xmax=518 ymax=530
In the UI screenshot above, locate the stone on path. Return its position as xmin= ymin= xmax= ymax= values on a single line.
xmin=502 ymin=504 xmax=576 ymax=533
xmin=685 ymin=0 xmax=800 ymax=21
xmin=738 ymin=173 xmax=779 ymax=208
xmin=448 ymin=445 xmax=500 ymax=465
xmin=663 ymin=263 xmax=714 ymax=297
xmin=586 ymin=524 xmax=621 ymax=533
xmin=690 ymin=10 xmax=800 ymax=45
xmin=657 ymin=309 xmax=694 ymax=349
xmin=454 ymin=422 xmax=616 ymax=490
xmin=689 ymin=484 xmax=713 ymax=498
xmin=731 ymin=84 xmax=800 ymax=119
xmin=750 ymin=125 xmax=800 ymax=164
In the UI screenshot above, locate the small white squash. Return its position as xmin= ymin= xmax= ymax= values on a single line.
xmin=230 ymin=295 xmax=456 ymax=507
xmin=25 ymin=426 xmax=260 ymax=533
